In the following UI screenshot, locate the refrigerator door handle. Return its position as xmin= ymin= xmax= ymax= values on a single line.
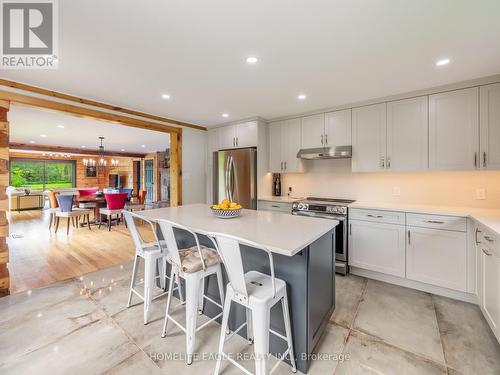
xmin=228 ymin=156 xmax=235 ymax=202
xmin=224 ymin=156 xmax=231 ymax=199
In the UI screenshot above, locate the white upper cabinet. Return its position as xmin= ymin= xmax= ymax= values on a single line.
xmin=386 ymin=96 xmax=428 ymax=171
xmin=283 ymin=118 xmax=302 ymax=173
xmin=235 ymin=121 xmax=258 ymax=148
xmin=218 ymin=126 xmax=237 ymax=149
xmin=352 ymin=103 xmax=387 ymax=172
xmin=217 ymin=121 xmax=258 ymax=150
xmin=268 ymin=121 xmax=283 ymax=173
xmin=325 ymin=109 xmax=352 ymax=147
xmin=480 ymin=83 xmax=500 ymax=170
xmin=300 ymin=114 xmax=325 ymax=148
xmin=429 ymin=87 xmax=479 ymax=170
xmin=269 ymin=119 xmax=302 ymax=173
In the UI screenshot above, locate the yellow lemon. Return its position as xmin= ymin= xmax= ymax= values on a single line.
xmin=229 ymin=202 xmax=238 ymax=208
xmin=221 ymin=198 xmax=230 ymax=205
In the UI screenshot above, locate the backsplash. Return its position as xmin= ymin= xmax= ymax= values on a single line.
xmin=280 ymin=159 xmax=500 ymax=209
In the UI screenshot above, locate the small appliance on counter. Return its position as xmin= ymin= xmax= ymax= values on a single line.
xmin=272 ymin=173 xmax=281 ymax=196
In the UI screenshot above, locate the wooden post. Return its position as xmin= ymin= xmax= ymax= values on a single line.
xmin=169 ymin=130 xmax=182 ymax=207
xmin=0 ymin=100 xmax=9 ymax=296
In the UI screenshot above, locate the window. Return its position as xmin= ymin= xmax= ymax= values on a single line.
xmin=10 ymin=158 xmax=76 ymax=190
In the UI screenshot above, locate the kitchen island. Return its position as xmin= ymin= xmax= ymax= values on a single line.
xmin=141 ymin=204 xmax=338 ymax=373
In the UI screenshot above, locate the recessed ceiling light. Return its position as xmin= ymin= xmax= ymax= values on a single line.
xmin=141 ymin=145 xmax=146 ymax=148
xmin=29 ymin=140 xmax=35 ymax=144
xmin=298 ymin=94 xmax=307 ymax=100
xmin=436 ymin=58 xmax=450 ymax=66
xmin=40 ymin=134 xmax=47 ymax=138
xmin=246 ymin=56 xmax=258 ymax=64
xmin=57 ymin=124 xmax=64 ymax=128
xmin=161 ymin=94 xmax=171 ymax=100
xmin=81 ymin=145 xmax=86 ymax=148
xmin=222 ymin=113 xmax=229 ymax=118
xmin=121 ymin=149 xmax=125 ymax=152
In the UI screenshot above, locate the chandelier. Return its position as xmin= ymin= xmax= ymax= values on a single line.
xmin=82 ymin=137 xmax=118 ymax=171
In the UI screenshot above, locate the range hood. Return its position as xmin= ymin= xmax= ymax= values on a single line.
xmin=296 ymin=145 xmax=352 ymax=160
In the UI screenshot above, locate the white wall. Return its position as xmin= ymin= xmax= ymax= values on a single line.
xmin=281 ymin=158 xmax=500 ymax=209
xmin=182 ymin=128 xmax=207 ymax=204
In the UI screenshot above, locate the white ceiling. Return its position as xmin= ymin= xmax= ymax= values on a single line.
xmin=1 ymin=0 xmax=500 ymax=127
xmin=9 ymin=105 xmax=170 ymax=153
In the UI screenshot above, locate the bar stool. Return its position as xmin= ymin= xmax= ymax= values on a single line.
xmin=208 ymin=233 xmax=297 ymax=375
xmin=123 ymin=210 xmax=180 ymax=324
xmin=155 ymin=218 xmax=225 ymax=365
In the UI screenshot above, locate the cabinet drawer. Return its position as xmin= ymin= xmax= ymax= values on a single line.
xmin=480 ymin=227 xmax=499 ymax=257
xmin=406 ymin=213 xmax=466 ymax=232
xmin=258 ymin=200 xmax=292 ymax=213
xmin=349 ymin=208 xmax=405 ymax=225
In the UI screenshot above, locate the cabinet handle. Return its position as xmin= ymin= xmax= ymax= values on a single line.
xmin=325 ymin=134 xmax=328 ymax=145
xmin=366 ymin=214 xmax=383 ymax=218
xmin=484 ymin=235 xmax=494 ymax=243
xmin=380 ymin=156 xmax=385 ymax=169
xmin=233 ymin=137 xmax=235 ymax=147
xmin=483 ymin=152 xmax=487 ymax=167
xmin=236 ymin=137 xmax=239 ymax=146
xmin=321 ymin=134 xmax=324 ymax=145
xmin=387 ymin=156 xmax=391 ymax=169
xmin=408 ymin=230 xmax=411 ymax=244
xmin=280 ymin=161 xmax=283 ymax=170
xmin=284 ymin=161 xmax=287 ymax=170
xmin=482 ymin=248 xmax=492 ymax=256
xmin=349 ymin=223 xmax=352 ymax=235
xmin=271 ymin=205 xmax=280 ymax=208
xmin=474 ymin=152 xmax=478 ymax=168
xmin=423 ymin=220 xmax=445 ymax=224
xmin=475 ymin=228 xmax=481 ymax=245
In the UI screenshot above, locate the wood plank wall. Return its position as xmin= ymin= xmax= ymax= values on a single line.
xmin=9 ymin=151 xmax=137 ymax=191
xmin=0 ymin=101 xmax=9 ymax=296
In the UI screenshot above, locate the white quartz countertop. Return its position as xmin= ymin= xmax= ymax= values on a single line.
xmin=258 ymin=196 xmax=304 ymax=203
xmin=140 ymin=203 xmax=338 ymax=256
xmin=350 ymin=201 xmax=500 ymax=235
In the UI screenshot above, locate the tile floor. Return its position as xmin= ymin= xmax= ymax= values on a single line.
xmin=1 ymin=262 xmax=499 ymax=375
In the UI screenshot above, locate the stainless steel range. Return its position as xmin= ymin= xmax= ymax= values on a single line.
xmin=291 ymin=197 xmax=355 ymax=275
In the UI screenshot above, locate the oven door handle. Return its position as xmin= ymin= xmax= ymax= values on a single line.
xmin=292 ymin=211 xmax=346 ymax=221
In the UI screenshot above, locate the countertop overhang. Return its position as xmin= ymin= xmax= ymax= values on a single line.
xmin=140 ymin=203 xmax=338 ymax=256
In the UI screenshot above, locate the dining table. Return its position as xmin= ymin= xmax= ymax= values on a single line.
xmin=76 ymin=195 xmax=106 ymax=225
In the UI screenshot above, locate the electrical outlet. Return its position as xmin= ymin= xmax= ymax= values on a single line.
xmin=393 ymin=187 xmax=401 ymax=196
xmin=475 ymin=188 xmax=486 ymax=200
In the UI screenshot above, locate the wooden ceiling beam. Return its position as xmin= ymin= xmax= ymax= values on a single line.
xmin=0 ymin=79 xmax=206 ymax=131
xmin=9 ymin=142 xmax=147 ymax=158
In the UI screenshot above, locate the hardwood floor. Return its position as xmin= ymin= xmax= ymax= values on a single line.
xmin=7 ymin=209 xmax=155 ymax=294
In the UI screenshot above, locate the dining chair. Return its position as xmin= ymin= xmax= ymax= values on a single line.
xmin=119 ymin=188 xmax=134 ymax=201
xmin=99 ymin=193 xmax=128 ymax=231
xmin=123 ymin=210 xmax=174 ymax=324
xmin=207 ymin=233 xmax=297 ymax=375
xmin=47 ymin=191 xmax=59 ymax=230
xmin=55 ymin=195 xmax=91 ymax=235
xmin=77 ymin=188 xmax=99 ymax=197
xmin=156 ymin=218 xmax=225 ymax=366
xmin=138 ymin=189 xmax=147 ymax=204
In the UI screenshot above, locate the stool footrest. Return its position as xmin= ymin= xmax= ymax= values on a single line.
xmin=225 ymin=322 xmax=247 ymax=343
xmin=221 ymin=353 xmax=253 ymax=375
xmin=269 ymin=328 xmax=288 ymax=342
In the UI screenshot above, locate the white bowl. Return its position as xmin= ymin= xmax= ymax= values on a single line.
xmin=211 ymin=207 xmax=242 ymax=219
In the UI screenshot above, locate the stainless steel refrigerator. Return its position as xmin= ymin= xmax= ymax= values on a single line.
xmin=213 ymin=148 xmax=257 ymax=209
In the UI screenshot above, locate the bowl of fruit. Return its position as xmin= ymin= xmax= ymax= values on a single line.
xmin=211 ymin=199 xmax=242 ymax=219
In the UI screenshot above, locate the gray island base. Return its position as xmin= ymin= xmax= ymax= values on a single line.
xmin=171 ymin=229 xmax=336 ymax=374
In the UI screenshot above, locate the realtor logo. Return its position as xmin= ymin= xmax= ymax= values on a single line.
xmin=1 ymin=0 xmax=58 ymax=69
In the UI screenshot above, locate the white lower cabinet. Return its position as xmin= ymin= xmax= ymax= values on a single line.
xmin=349 ymin=219 xmax=406 ymax=278
xmin=406 ymin=226 xmax=467 ymax=292
xmin=480 ymin=246 xmax=500 ymax=339
xmin=476 ymin=225 xmax=500 ymax=340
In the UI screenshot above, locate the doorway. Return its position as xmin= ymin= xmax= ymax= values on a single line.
xmin=145 ymin=159 xmax=154 ymax=203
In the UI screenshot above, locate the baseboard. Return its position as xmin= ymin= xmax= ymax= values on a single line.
xmin=350 ymin=267 xmax=479 ymax=304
